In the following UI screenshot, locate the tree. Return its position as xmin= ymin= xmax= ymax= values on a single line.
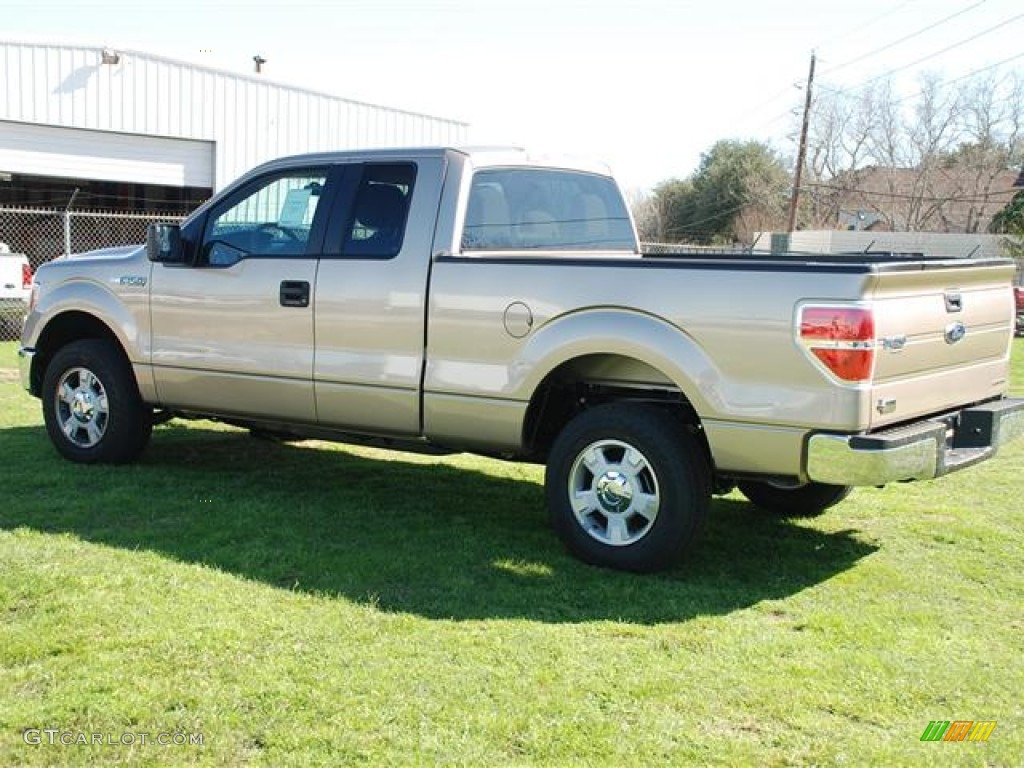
xmin=651 ymin=140 xmax=789 ymax=244
xmin=649 ymin=177 xmax=696 ymax=242
xmin=989 ymin=188 xmax=1024 ymax=262
xmin=623 ymin=187 xmax=660 ymax=242
xmin=803 ymin=70 xmax=1023 ymax=232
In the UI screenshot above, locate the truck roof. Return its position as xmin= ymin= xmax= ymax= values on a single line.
xmin=252 ymin=146 xmax=616 ymax=178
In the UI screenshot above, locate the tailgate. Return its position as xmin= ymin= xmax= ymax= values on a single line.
xmin=869 ymin=261 xmax=1015 ymax=428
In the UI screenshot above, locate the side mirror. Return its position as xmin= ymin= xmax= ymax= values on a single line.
xmin=146 ymin=223 xmax=185 ymax=263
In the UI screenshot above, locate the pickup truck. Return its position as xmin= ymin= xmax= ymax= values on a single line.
xmin=0 ymin=245 xmax=32 ymax=339
xmin=18 ymin=147 xmax=1024 ymax=572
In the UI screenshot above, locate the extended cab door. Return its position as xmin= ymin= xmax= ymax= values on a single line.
xmin=149 ymin=165 xmax=338 ymax=422
xmin=313 ymin=157 xmax=445 ymax=435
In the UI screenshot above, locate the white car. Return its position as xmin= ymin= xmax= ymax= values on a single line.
xmin=0 ymin=245 xmax=33 ymax=338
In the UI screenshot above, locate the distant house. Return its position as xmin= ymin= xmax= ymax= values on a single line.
xmin=836 ymin=209 xmax=885 ymax=231
xmin=819 ymin=165 xmax=1018 ymax=234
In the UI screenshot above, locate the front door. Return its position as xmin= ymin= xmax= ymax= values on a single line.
xmin=149 ymin=166 xmax=335 ymax=423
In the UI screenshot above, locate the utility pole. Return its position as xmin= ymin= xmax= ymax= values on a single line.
xmin=787 ymin=52 xmax=816 ymax=233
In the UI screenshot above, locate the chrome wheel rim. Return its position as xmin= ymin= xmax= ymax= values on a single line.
xmin=55 ymin=366 xmax=109 ymax=448
xmin=567 ymin=439 xmax=660 ymax=547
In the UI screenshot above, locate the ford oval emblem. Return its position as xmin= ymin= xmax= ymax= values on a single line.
xmin=944 ymin=322 xmax=967 ymax=345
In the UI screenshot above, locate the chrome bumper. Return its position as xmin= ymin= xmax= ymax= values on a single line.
xmin=18 ymin=346 xmax=35 ymax=393
xmin=807 ymin=398 xmax=1024 ymax=486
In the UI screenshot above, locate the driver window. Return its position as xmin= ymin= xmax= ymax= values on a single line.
xmin=204 ymin=170 xmax=328 ymax=265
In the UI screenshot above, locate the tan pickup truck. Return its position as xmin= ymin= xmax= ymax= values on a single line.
xmin=18 ymin=147 xmax=1024 ymax=571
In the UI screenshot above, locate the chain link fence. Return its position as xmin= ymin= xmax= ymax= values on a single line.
xmin=0 ymin=206 xmax=184 ymax=341
xmin=641 ymin=242 xmax=747 ymax=255
xmin=0 ymin=206 xmax=186 ymax=269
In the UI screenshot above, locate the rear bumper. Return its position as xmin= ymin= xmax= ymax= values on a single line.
xmin=806 ymin=398 xmax=1024 ymax=486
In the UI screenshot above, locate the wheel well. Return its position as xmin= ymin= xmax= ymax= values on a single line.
xmin=523 ymin=354 xmax=710 ymax=464
xmin=29 ymin=311 xmax=122 ymax=396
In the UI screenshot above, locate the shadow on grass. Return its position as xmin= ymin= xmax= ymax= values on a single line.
xmin=1 ymin=423 xmax=877 ymax=624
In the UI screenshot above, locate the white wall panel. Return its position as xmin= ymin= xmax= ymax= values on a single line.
xmin=0 ymin=120 xmax=214 ymax=187
xmin=0 ymin=39 xmax=468 ymax=191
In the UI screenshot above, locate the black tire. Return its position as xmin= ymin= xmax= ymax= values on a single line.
xmin=545 ymin=403 xmax=711 ymax=573
xmin=738 ymin=480 xmax=852 ymax=518
xmin=42 ymin=339 xmax=152 ymax=464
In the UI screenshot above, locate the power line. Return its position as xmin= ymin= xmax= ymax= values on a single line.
xmin=814 ymin=0 xmax=920 ymax=51
xmin=802 ymin=181 xmax=1018 ymax=204
xmin=830 ymin=11 xmax=1024 ymax=95
xmin=714 ymin=3 xmax=932 ymax=142
xmin=889 ymin=51 xmax=1024 ymax=106
xmin=812 ymin=51 xmax=1024 ymax=120
xmin=661 ymin=199 xmax=752 ymax=237
xmin=819 ymin=0 xmax=989 ymax=77
xmin=724 ymin=2 xmax=1011 ymax=141
xmin=738 ymin=84 xmax=806 ymax=125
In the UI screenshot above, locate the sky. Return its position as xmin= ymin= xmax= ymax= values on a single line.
xmin=2 ymin=0 xmax=1022 ymax=191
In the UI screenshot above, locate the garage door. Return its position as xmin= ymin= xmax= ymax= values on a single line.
xmin=0 ymin=121 xmax=214 ymax=188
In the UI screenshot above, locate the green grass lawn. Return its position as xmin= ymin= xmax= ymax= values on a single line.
xmin=1 ymin=340 xmax=1022 ymax=766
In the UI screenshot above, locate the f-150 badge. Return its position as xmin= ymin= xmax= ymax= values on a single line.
xmin=114 ymin=276 xmax=147 ymax=287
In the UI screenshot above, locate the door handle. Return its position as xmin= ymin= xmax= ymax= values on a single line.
xmin=279 ymin=280 xmax=310 ymax=308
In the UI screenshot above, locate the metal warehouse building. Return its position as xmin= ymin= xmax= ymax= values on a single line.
xmin=0 ymin=39 xmax=468 ymax=212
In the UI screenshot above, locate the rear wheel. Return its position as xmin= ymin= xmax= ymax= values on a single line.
xmin=545 ymin=403 xmax=710 ymax=573
xmin=42 ymin=339 xmax=152 ymax=464
xmin=738 ymin=480 xmax=851 ymax=518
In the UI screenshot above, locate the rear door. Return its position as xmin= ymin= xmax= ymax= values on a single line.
xmin=868 ymin=261 xmax=1016 ymax=428
xmin=313 ymin=156 xmax=446 ymax=436
xmin=149 ymin=165 xmax=337 ymax=422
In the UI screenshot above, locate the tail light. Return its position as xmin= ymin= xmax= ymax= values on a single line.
xmin=798 ymin=305 xmax=875 ymax=383
xmin=22 ymin=262 xmax=33 ymax=290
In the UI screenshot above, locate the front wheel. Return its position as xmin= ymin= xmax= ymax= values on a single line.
xmin=545 ymin=403 xmax=711 ymax=573
xmin=42 ymin=339 xmax=152 ymax=464
xmin=738 ymin=480 xmax=851 ymax=518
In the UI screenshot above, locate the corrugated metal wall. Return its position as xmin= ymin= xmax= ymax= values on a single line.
xmin=0 ymin=40 xmax=468 ymax=190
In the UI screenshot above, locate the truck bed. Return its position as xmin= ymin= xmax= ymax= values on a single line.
xmin=641 ymin=249 xmax=1014 ymax=272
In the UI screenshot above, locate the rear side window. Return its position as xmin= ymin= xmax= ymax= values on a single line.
xmin=343 ymin=164 xmax=417 ymax=258
xmin=462 ymin=168 xmax=636 ymax=252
